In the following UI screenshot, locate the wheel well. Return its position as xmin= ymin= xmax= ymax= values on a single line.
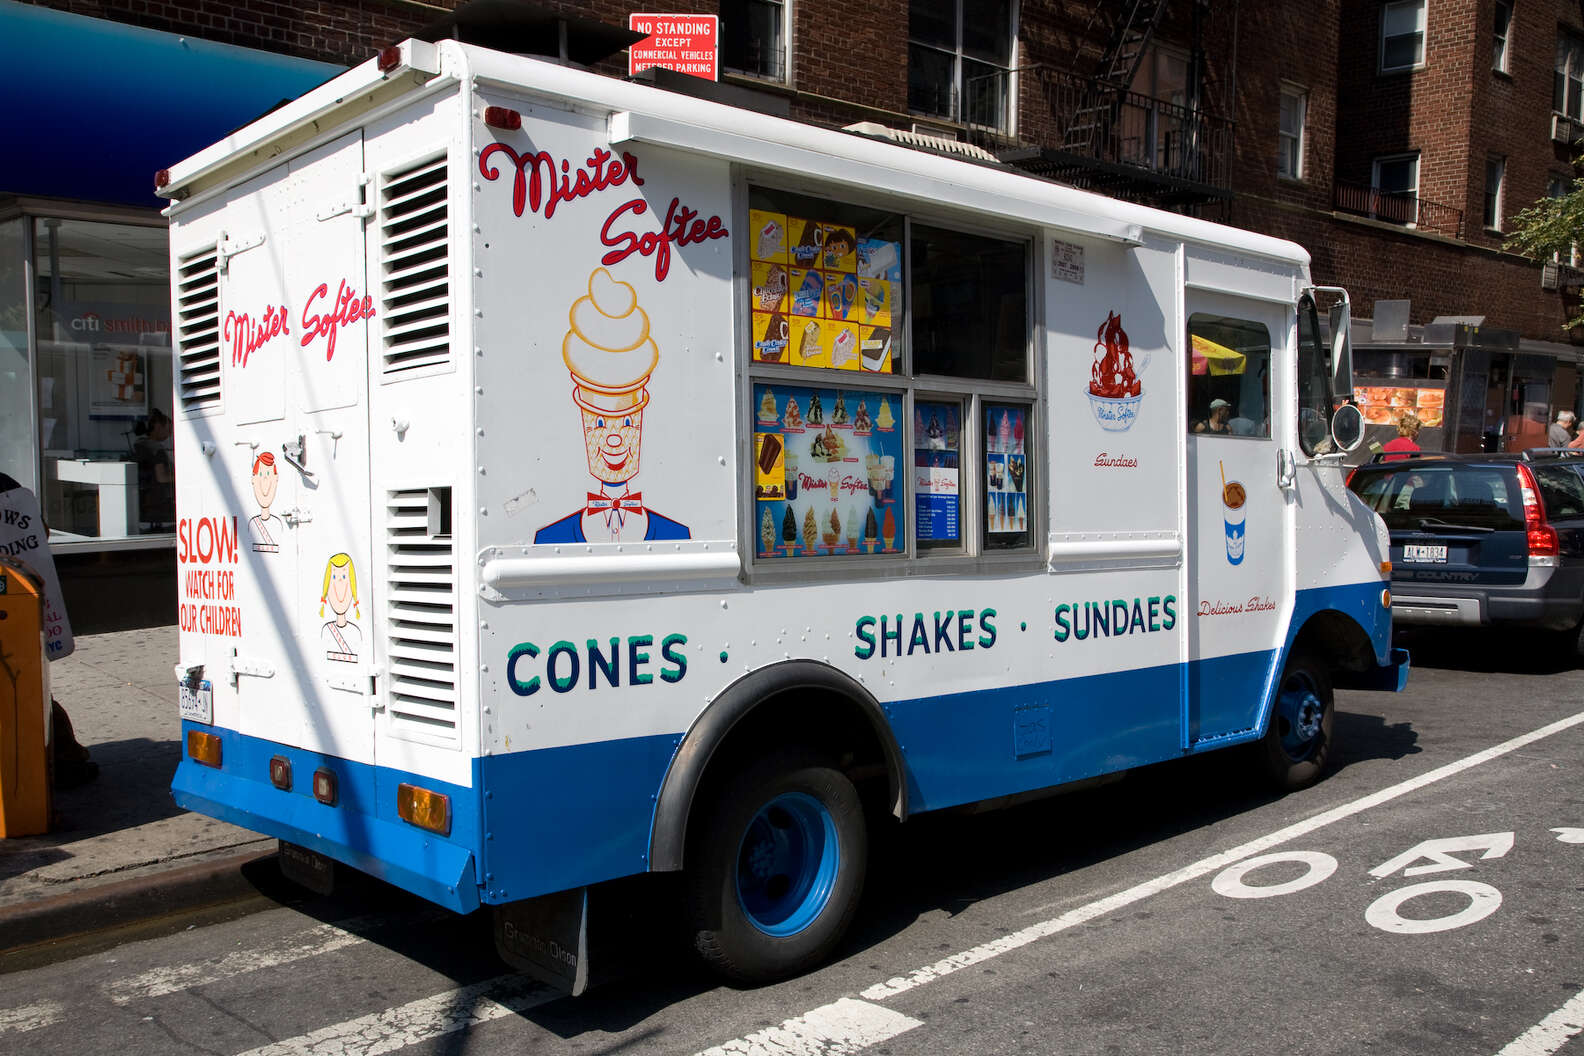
xmin=1291 ymin=609 xmax=1375 ymax=675
xmin=648 ymin=662 xmax=903 ymax=873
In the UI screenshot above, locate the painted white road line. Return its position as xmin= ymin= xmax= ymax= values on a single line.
xmin=1495 ymin=986 xmax=1584 ymax=1056
xmin=862 ymin=708 xmax=1584 ymax=1000
xmin=105 ymin=918 xmax=375 ymax=1004
xmin=0 ymin=999 xmax=66 ymax=1035
xmin=696 ymin=998 xmax=924 ymax=1056
xmin=235 ymin=975 xmax=553 ymax=1056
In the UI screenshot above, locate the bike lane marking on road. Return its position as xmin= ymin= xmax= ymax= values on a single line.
xmin=694 ymin=998 xmax=924 ymax=1056
xmin=859 ymin=708 xmax=1584 ymax=1000
xmin=232 ymin=975 xmax=554 ymax=1056
xmin=0 ymin=999 xmax=65 ymax=1036
xmin=1494 ymin=985 xmax=1584 ymax=1056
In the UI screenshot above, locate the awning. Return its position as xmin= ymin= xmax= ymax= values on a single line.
xmin=1191 ymin=334 xmax=1247 ymax=376
xmin=2 ymin=2 xmax=342 ymax=208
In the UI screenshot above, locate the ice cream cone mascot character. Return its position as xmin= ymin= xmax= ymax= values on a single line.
xmin=319 ymin=552 xmax=361 ymax=662
xmin=248 ymin=451 xmax=281 ymax=553
xmin=535 ymin=269 xmax=691 ymax=543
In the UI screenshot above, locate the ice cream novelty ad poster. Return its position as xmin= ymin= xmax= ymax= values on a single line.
xmin=472 ymin=110 xmax=738 ymax=548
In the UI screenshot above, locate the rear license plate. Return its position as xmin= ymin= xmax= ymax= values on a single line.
xmin=1402 ymin=544 xmax=1449 ymax=563
xmin=279 ymin=841 xmax=336 ymax=895
xmin=178 ymin=679 xmax=213 ymax=724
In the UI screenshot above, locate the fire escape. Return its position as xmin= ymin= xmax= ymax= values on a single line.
xmin=994 ymin=0 xmax=1233 ymax=209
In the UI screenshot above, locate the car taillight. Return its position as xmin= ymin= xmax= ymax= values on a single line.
xmin=1514 ymin=463 xmax=1559 ymax=557
xmin=1346 ymin=466 xmax=1358 ymax=489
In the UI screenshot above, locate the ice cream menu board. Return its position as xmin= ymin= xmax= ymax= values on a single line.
xmin=749 ymin=208 xmax=900 ymax=374
xmin=985 ymin=404 xmax=1030 ymax=544
xmin=914 ymin=400 xmax=961 ymax=545
xmin=754 ymin=383 xmax=903 ymax=558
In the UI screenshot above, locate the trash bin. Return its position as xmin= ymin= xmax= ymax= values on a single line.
xmin=0 ymin=556 xmax=51 ymax=837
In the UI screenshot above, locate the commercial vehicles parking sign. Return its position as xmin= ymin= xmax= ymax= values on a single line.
xmin=629 ymin=13 xmax=717 ymax=80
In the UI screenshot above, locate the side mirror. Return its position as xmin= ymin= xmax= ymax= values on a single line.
xmin=1328 ymin=298 xmax=1353 ymax=402
xmin=1331 ymin=402 xmax=1366 ymax=452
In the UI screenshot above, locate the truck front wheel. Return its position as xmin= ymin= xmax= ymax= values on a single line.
xmin=686 ymin=749 xmax=867 ymax=984
xmin=1257 ymin=648 xmax=1334 ymax=792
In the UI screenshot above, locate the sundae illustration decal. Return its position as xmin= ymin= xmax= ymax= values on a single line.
xmin=753 ymin=382 xmax=903 ymax=558
xmin=536 ymin=269 xmax=692 ymax=544
xmin=1087 ymin=311 xmax=1143 ymax=432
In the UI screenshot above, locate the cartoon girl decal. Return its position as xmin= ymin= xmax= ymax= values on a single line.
xmin=319 ymin=552 xmax=361 ymax=663
xmin=248 ymin=451 xmax=282 ymax=553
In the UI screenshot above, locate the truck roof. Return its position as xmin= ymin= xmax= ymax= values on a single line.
xmin=160 ymin=38 xmax=1309 ymax=271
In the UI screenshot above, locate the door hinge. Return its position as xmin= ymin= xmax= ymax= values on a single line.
xmin=282 ymin=506 xmax=314 ymax=526
xmin=217 ymin=231 xmax=267 ymax=271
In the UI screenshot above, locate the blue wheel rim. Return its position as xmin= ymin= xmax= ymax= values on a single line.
xmin=735 ymin=791 xmax=840 ymax=937
xmin=1276 ymin=671 xmax=1325 ymax=761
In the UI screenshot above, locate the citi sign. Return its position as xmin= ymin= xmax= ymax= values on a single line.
xmin=69 ymin=311 xmax=170 ymax=335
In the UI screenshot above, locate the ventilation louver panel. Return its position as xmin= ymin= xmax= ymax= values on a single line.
xmin=378 ymin=156 xmax=451 ymax=375
xmin=385 ymin=488 xmax=459 ymax=745
xmin=175 ymin=246 xmax=221 ymax=410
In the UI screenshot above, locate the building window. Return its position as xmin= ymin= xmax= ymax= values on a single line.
xmin=1372 ymin=152 xmax=1420 ymax=225
xmin=1278 ymin=85 xmax=1307 ymax=180
xmin=722 ymin=0 xmax=787 ymax=82
xmin=1122 ymin=45 xmax=1191 ymax=172
xmin=30 ymin=217 xmax=174 ymax=543
xmin=1556 ymin=33 xmax=1584 ymax=117
xmin=1549 ymin=175 xmax=1579 ymax=266
xmin=1484 ymin=156 xmax=1506 ymax=232
xmin=747 ymin=185 xmax=1033 ymax=564
xmin=1493 ymin=1 xmax=1512 ymax=73
xmin=1380 ymin=0 xmax=1426 ymax=72
xmin=907 ymin=0 xmax=1016 ymax=132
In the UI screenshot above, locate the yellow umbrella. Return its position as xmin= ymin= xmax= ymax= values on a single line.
xmin=1191 ymin=334 xmax=1247 ymax=376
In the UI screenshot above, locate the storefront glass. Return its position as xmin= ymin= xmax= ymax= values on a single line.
xmin=31 ymin=218 xmax=173 ymax=542
xmin=0 ymin=218 xmax=33 ymax=491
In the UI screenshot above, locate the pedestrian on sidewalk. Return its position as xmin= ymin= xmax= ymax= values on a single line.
xmin=1549 ymin=410 xmax=1576 ymax=448
xmin=1381 ymin=413 xmax=1422 ymax=461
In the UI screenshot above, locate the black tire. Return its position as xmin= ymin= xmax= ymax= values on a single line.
xmin=686 ymin=749 xmax=867 ymax=984
xmin=1256 ymin=648 xmax=1334 ymax=792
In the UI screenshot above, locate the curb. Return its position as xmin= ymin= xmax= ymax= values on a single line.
xmin=0 ymin=846 xmax=278 ymax=955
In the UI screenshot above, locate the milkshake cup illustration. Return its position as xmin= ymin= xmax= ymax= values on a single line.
xmin=1221 ymin=462 xmax=1247 ymax=565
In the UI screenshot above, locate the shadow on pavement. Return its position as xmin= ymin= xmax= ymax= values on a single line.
xmin=49 ymin=737 xmax=184 ymax=837
xmin=1395 ymin=626 xmax=1580 ymax=675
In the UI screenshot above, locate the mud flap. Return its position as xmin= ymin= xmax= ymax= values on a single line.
xmin=494 ymin=887 xmax=590 ymax=995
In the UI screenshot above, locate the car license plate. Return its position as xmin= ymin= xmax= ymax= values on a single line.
xmin=1402 ymin=544 xmax=1448 ymax=563
xmin=178 ymin=679 xmax=213 ymax=724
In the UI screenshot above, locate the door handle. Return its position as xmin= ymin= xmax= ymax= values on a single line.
xmin=1277 ymin=448 xmax=1297 ymax=490
xmin=281 ymin=434 xmax=316 ymax=481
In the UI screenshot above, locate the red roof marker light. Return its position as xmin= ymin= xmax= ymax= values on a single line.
xmin=155 ymin=169 xmax=171 ymax=191
xmin=377 ymin=45 xmax=403 ymax=72
xmin=484 ymin=106 xmax=522 ymax=131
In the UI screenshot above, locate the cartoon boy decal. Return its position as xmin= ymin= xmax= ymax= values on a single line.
xmin=535 ymin=269 xmax=691 ymax=543
xmin=319 ymin=552 xmax=361 ymax=663
xmin=248 ymin=451 xmax=282 ymax=553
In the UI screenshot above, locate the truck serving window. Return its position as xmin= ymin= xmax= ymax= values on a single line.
xmin=747 ymin=187 xmax=1033 ymax=563
xmin=1187 ymin=313 xmax=1273 ymax=439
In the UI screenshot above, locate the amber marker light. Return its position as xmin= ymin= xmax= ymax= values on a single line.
xmin=397 ymin=782 xmax=451 ymax=835
xmin=1380 ymin=561 xmax=1392 ymax=576
xmin=188 ymin=730 xmax=223 ymax=768
xmin=1382 ymin=589 xmax=1392 ymax=609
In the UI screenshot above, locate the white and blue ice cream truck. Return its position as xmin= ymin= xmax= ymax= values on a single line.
xmin=162 ymin=37 xmax=1408 ymax=992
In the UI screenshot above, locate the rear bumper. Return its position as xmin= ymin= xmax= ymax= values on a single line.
xmin=172 ymin=722 xmax=481 ymax=913
xmin=1391 ymin=563 xmax=1584 ymax=631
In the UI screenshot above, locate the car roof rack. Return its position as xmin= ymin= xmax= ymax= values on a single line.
xmin=1521 ymin=447 xmax=1584 ymax=461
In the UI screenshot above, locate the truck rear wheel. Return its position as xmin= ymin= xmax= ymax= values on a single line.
xmin=686 ymin=749 xmax=867 ymax=984
xmin=1257 ymin=648 xmax=1334 ymax=792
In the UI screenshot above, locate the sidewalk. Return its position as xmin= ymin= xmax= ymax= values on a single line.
xmin=0 ymin=626 xmax=276 ymax=953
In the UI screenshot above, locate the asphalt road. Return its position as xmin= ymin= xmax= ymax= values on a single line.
xmin=2 ymin=626 xmax=1581 ymax=1056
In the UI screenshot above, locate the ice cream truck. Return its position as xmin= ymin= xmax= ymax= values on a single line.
xmin=161 ymin=37 xmax=1408 ymax=992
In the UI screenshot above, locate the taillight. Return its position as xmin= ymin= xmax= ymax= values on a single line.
xmin=1514 ymin=463 xmax=1559 ymax=557
xmin=1346 ymin=466 xmax=1359 ymax=489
